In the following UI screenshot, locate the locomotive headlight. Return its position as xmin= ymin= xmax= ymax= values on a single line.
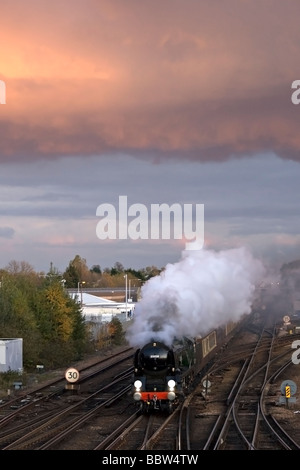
xmin=167 ymin=379 xmax=176 ymax=391
xmin=168 ymin=391 xmax=176 ymax=401
xmin=134 ymin=380 xmax=142 ymax=391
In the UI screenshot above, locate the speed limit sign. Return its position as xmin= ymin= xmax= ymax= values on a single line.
xmin=65 ymin=367 xmax=80 ymax=383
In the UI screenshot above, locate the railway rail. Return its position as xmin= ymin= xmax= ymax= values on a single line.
xmin=1 ymin=313 xmax=300 ymax=450
xmin=0 ymin=348 xmax=135 ymax=450
xmin=189 ymin=318 xmax=300 ymax=450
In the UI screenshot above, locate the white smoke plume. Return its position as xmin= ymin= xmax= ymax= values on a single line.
xmin=126 ymin=247 xmax=265 ymax=348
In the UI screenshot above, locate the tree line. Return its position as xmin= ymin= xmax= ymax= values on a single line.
xmin=0 ymin=256 xmax=163 ymax=376
xmin=61 ymin=255 xmax=163 ymax=288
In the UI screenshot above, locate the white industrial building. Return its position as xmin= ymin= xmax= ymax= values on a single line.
xmin=0 ymin=338 xmax=23 ymax=373
xmin=69 ymin=292 xmax=135 ymax=323
xmin=69 ymin=292 xmax=135 ymax=341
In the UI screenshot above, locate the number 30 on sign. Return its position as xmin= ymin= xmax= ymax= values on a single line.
xmin=65 ymin=367 xmax=80 ymax=383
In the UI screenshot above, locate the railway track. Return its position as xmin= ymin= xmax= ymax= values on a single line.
xmin=1 ymin=314 xmax=300 ymax=451
xmin=188 ymin=318 xmax=300 ymax=450
xmin=0 ymin=348 xmax=135 ymax=450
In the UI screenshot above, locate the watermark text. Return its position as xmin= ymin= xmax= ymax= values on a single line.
xmin=96 ymin=196 xmax=204 ymax=250
xmin=291 ymin=80 xmax=300 ymax=105
xmin=0 ymin=80 xmax=6 ymax=104
xmin=291 ymin=339 xmax=300 ymax=364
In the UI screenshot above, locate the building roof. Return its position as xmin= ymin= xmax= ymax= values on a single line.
xmin=70 ymin=292 xmax=117 ymax=305
xmin=70 ymin=292 xmax=134 ymax=309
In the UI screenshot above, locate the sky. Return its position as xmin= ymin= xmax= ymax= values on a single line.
xmin=1 ymin=0 xmax=300 ymax=277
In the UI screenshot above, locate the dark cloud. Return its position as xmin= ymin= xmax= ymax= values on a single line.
xmin=0 ymin=227 xmax=15 ymax=239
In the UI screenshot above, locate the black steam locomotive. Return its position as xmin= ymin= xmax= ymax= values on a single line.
xmin=132 ymin=319 xmax=245 ymax=413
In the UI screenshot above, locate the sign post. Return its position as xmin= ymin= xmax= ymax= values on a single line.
xmin=279 ymin=380 xmax=297 ymax=407
xmin=65 ymin=367 xmax=80 ymax=392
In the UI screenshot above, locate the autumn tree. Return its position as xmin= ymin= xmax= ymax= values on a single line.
xmin=107 ymin=317 xmax=125 ymax=346
xmin=63 ymin=255 xmax=90 ymax=288
xmin=34 ymin=278 xmax=89 ymax=366
xmin=0 ymin=270 xmax=44 ymax=368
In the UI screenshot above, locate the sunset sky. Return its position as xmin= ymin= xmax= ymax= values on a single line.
xmin=0 ymin=0 xmax=300 ymax=275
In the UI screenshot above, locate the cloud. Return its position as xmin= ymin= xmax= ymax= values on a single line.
xmin=0 ymin=227 xmax=15 ymax=239
xmin=0 ymin=151 xmax=298 ymax=273
xmin=0 ymin=2 xmax=299 ymax=275
xmin=0 ymin=1 xmax=300 ymax=163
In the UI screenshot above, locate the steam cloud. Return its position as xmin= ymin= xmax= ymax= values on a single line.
xmin=126 ymin=247 xmax=265 ymax=348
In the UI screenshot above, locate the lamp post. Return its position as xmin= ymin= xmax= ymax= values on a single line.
xmin=124 ymin=274 xmax=128 ymax=318
xmin=78 ymin=281 xmax=86 ymax=306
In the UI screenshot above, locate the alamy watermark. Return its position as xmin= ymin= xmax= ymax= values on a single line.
xmin=291 ymin=340 xmax=300 ymax=364
xmin=96 ymin=196 xmax=204 ymax=250
xmin=0 ymin=80 xmax=6 ymax=104
xmin=291 ymin=80 xmax=300 ymax=105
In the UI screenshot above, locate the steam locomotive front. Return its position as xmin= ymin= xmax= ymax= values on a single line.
xmin=133 ymin=341 xmax=178 ymax=411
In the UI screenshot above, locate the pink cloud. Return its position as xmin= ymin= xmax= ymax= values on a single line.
xmin=0 ymin=0 xmax=299 ymax=163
